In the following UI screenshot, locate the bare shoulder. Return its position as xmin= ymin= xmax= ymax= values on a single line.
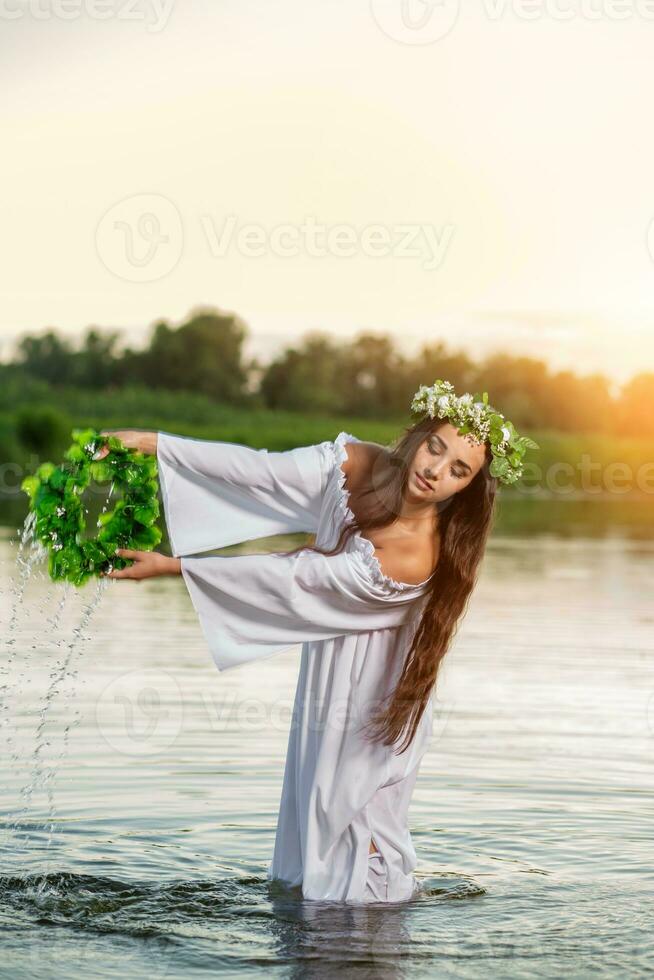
xmin=374 ymin=538 xmax=437 ymax=586
xmin=340 ymin=440 xmax=386 ymax=482
xmin=341 ymin=438 xmax=437 ymax=586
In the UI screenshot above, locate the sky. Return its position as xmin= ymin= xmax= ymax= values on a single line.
xmin=3 ymin=0 xmax=654 ymax=385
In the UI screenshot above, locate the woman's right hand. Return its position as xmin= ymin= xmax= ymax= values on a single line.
xmin=93 ymin=429 xmax=157 ymax=460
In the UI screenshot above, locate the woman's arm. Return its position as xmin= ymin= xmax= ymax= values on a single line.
xmin=92 ymin=426 xmax=333 ymax=558
xmin=95 ymin=428 xmax=347 ymax=559
xmin=104 ymin=544 xmax=424 ymax=671
xmin=154 ymin=430 xmax=330 ymax=556
xmin=94 ymin=429 xmax=158 ymax=458
xmin=101 ymin=548 xmax=180 ymax=580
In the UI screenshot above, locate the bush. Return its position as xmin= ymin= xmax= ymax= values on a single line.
xmin=15 ymin=405 xmax=73 ymax=455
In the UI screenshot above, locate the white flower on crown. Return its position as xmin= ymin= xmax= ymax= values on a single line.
xmin=410 ymin=378 xmax=537 ymax=485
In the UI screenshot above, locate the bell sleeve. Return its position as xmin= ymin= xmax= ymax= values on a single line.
xmin=178 ymin=548 xmax=424 ymax=672
xmin=156 ymin=430 xmax=330 ymax=555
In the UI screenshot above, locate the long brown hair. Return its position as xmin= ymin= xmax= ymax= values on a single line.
xmin=281 ymin=416 xmax=499 ymax=755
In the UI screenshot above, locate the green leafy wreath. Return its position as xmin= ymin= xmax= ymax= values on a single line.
xmin=20 ymin=427 xmax=162 ymax=587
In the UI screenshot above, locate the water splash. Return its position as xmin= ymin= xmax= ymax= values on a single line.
xmin=0 ymin=511 xmax=48 ymax=733
xmin=38 ymin=576 xmax=111 ymax=869
xmin=2 ymin=482 xmax=116 ymax=872
xmin=97 ymin=479 xmax=116 ymax=528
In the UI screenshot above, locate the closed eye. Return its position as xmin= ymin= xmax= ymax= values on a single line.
xmin=428 ymin=441 xmax=467 ymax=479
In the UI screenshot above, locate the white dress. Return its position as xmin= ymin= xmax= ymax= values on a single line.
xmin=156 ymin=429 xmax=434 ymax=904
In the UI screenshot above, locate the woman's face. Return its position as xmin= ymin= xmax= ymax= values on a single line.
xmin=408 ymin=422 xmax=487 ymax=503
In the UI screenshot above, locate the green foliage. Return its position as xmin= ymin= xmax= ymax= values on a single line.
xmin=410 ymin=380 xmax=540 ymax=486
xmin=15 ymin=405 xmax=72 ymax=454
xmin=15 ymin=328 xmax=124 ymax=388
xmin=4 ymin=307 xmax=654 ymax=438
xmin=15 ymin=331 xmax=76 ymax=386
xmin=117 ymin=310 xmax=251 ymax=404
xmin=20 ymin=427 xmax=161 ymax=587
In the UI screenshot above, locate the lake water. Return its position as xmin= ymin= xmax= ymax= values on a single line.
xmin=0 ymin=527 xmax=652 ymax=978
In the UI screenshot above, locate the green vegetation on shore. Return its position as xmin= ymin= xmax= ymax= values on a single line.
xmin=0 ymin=381 xmax=651 ymax=529
xmin=1 ymin=305 xmax=652 ymax=538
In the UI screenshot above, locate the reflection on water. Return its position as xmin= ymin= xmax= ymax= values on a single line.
xmin=0 ymin=527 xmax=652 ymax=978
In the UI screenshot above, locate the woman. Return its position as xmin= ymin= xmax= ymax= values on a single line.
xmin=96 ymin=380 xmax=536 ymax=904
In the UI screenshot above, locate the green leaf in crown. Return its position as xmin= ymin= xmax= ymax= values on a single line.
xmin=409 ymin=378 xmax=540 ymax=485
xmin=20 ymin=427 xmax=162 ymax=587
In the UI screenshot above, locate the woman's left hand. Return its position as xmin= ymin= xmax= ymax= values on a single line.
xmin=100 ymin=549 xmax=180 ymax=581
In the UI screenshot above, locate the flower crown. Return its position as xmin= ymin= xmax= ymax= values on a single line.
xmin=410 ymin=379 xmax=539 ymax=486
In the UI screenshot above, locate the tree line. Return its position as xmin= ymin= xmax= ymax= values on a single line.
xmin=5 ymin=307 xmax=653 ymax=436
